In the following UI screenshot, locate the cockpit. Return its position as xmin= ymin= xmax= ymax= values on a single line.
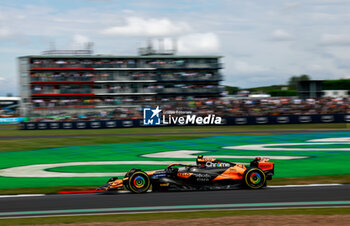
xmin=166 ymin=163 xmax=193 ymax=174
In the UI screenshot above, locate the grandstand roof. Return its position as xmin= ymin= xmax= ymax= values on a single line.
xmin=19 ymin=55 xmax=221 ymax=59
xmin=0 ymin=97 xmax=20 ymax=101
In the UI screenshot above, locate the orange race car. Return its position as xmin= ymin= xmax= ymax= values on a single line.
xmin=97 ymin=156 xmax=274 ymax=193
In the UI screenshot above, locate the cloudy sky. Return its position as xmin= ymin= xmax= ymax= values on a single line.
xmin=0 ymin=0 xmax=350 ymax=95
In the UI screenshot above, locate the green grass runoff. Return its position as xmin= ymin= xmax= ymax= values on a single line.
xmin=0 ymin=123 xmax=349 ymax=193
xmin=0 ymin=135 xmax=213 ymax=153
xmin=0 ymin=123 xmax=347 ymax=153
xmin=0 ymin=132 xmax=349 ymax=190
xmin=0 ymin=207 xmax=349 ymax=225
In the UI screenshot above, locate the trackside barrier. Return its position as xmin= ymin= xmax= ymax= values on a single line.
xmin=19 ymin=114 xmax=350 ymax=130
xmin=0 ymin=117 xmax=25 ymax=124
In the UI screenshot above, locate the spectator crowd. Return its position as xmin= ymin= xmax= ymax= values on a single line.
xmin=27 ymin=96 xmax=350 ymax=122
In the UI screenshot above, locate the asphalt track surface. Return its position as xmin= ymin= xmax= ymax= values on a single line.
xmin=1 ymin=128 xmax=350 ymax=140
xmin=0 ymin=185 xmax=349 ymax=218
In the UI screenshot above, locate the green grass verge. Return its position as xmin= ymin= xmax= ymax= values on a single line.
xmin=0 ymin=133 xmax=280 ymax=153
xmin=0 ymin=123 xmax=347 ymax=137
xmin=0 ymin=135 xmax=206 ymax=153
xmin=0 ymin=207 xmax=349 ymax=225
xmin=0 ymin=132 xmax=349 ymax=191
xmin=0 ymin=124 xmax=348 ymax=194
xmin=0 ymin=123 xmax=347 ymax=153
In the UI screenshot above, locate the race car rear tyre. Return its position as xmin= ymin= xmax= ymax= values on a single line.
xmin=128 ymin=171 xmax=151 ymax=193
xmin=243 ymin=168 xmax=266 ymax=189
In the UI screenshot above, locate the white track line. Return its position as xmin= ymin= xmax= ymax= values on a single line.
xmin=268 ymin=184 xmax=342 ymax=188
xmin=0 ymin=161 xmax=195 ymax=178
xmin=0 ymin=194 xmax=45 ymax=198
xmin=117 ymin=190 xmax=153 ymax=193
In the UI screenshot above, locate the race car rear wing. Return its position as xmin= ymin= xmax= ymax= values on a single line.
xmin=258 ymin=162 xmax=274 ymax=171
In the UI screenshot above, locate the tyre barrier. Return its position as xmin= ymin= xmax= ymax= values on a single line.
xmin=19 ymin=114 xmax=350 ymax=130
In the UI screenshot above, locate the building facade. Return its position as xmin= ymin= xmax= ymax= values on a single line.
xmin=297 ymin=80 xmax=323 ymax=98
xmin=323 ymin=90 xmax=349 ymax=98
xmin=18 ymin=54 xmax=223 ymax=118
xmin=298 ymin=80 xmax=350 ymax=98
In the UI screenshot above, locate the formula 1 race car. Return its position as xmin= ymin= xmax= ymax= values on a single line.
xmin=97 ymin=156 xmax=274 ymax=193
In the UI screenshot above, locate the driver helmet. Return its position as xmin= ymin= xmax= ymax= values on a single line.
xmin=197 ymin=155 xmax=205 ymax=168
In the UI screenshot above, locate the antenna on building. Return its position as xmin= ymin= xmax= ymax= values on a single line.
xmin=147 ymin=39 xmax=153 ymax=52
xmin=172 ymin=38 xmax=177 ymax=54
xmin=86 ymin=42 xmax=94 ymax=51
xmin=42 ymin=41 xmax=94 ymax=56
xmin=159 ymin=38 xmax=164 ymax=53
xmin=138 ymin=38 xmax=176 ymax=56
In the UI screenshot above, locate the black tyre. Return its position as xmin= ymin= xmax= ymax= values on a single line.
xmin=243 ymin=168 xmax=266 ymax=189
xmin=124 ymin=168 xmax=141 ymax=178
xmin=128 ymin=171 xmax=151 ymax=193
xmin=124 ymin=169 xmax=141 ymax=191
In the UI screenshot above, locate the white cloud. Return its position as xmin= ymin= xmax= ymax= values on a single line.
xmin=2 ymin=1 xmax=350 ymax=93
xmin=0 ymin=27 xmax=12 ymax=40
xmin=271 ymin=29 xmax=293 ymax=41
xmin=283 ymin=2 xmax=301 ymax=10
xmin=122 ymin=9 xmax=134 ymax=14
xmin=320 ymin=34 xmax=350 ymax=46
xmin=101 ymin=17 xmax=191 ymax=36
xmin=73 ymin=34 xmax=90 ymax=44
xmin=310 ymin=12 xmax=340 ymax=21
xmin=231 ymin=60 xmax=267 ymax=74
xmin=0 ymin=14 xmax=13 ymax=40
xmin=70 ymin=34 xmax=91 ymax=49
xmin=86 ymin=0 xmax=115 ymax=2
xmin=177 ymin=33 xmax=219 ymax=54
xmin=0 ymin=77 xmax=5 ymax=81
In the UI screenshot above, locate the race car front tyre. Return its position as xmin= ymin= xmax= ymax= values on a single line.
xmin=124 ymin=168 xmax=141 ymax=191
xmin=243 ymin=168 xmax=266 ymax=189
xmin=128 ymin=171 xmax=151 ymax=193
xmin=124 ymin=168 xmax=141 ymax=178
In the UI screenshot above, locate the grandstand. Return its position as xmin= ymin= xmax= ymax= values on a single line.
xmin=18 ymin=48 xmax=223 ymax=118
xmin=17 ymin=47 xmax=349 ymax=125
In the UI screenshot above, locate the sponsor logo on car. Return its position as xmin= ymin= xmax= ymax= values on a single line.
xmin=177 ymin=172 xmax=193 ymax=178
xmin=196 ymin=178 xmax=210 ymax=182
xmin=205 ymin=161 xmax=230 ymax=168
xmin=195 ymin=173 xmax=211 ymax=178
xmin=150 ymin=173 xmax=167 ymax=179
